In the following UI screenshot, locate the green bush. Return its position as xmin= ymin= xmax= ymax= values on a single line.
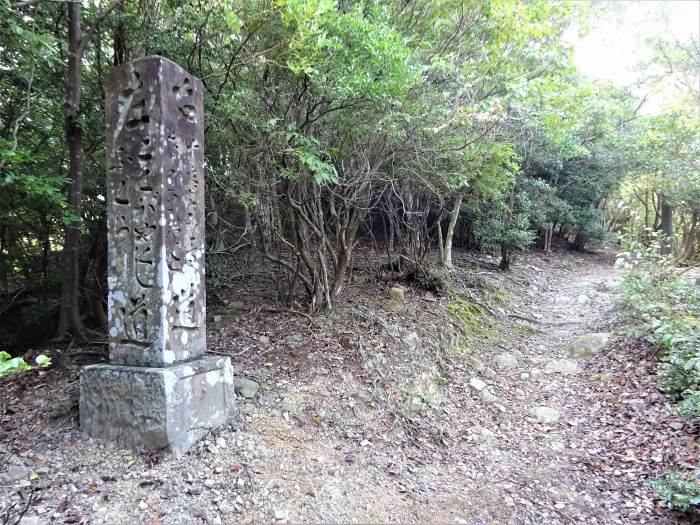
xmin=649 ymin=470 xmax=700 ymax=513
xmin=620 ymin=243 xmax=700 ymax=515
xmin=617 ymin=241 xmax=700 ymax=421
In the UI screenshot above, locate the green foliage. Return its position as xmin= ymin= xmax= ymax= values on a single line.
xmin=0 ymin=351 xmax=50 ymax=377
xmin=3 ymin=0 xmax=693 ymax=327
xmin=618 ymin=240 xmax=700 ymax=421
xmin=473 ymin=193 xmax=536 ymax=255
xmin=447 ymin=297 xmax=497 ymax=341
xmin=649 ymin=470 xmax=700 ymax=513
xmin=0 ymin=351 xmax=30 ymax=376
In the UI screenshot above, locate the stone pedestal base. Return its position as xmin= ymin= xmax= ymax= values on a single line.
xmin=80 ymin=356 xmax=233 ymax=456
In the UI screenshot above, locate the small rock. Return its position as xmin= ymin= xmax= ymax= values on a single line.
xmin=480 ymin=388 xmax=498 ymax=405
xmin=402 ymin=331 xmax=420 ymax=350
xmin=273 ymin=509 xmax=287 ymax=521
xmin=259 ymin=335 xmax=271 ymax=344
xmin=567 ymin=333 xmax=612 ymax=358
xmin=204 ymin=479 xmax=215 ymax=489
xmin=389 ymin=286 xmax=406 ymax=302
xmin=383 ymin=299 xmax=407 ymax=314
xmin=554 ymin=295 xmax=573 ymax=305
xmin=18 ymin=518 xmax=49 ymax=525
xmin=598 ymin=280 xmax=620 ymax=293
xmin=544 ymin=359 xmax=580 ymax=375
xmin=283 ymin=334 xmax=305 ymax=347
xmin=519 ymin=372 xmax=530 ymax=380
xmin=576 ymin=294 xmax=591 ymax=305
xmin=232 ymin=377 xmax=260 ymax=398
xmin=137 ymin=500 xmax=148 ymax=511
xmin=482 ymin=367 xmax=497 ymax=379
xmin=495 ymin=353 xmax=518 ymax=369
xmin=670 ymin=421 xmax=684 ymax=431
xmin=470 ymin=425 xmax=496 ymax=442
xmin=529 ymin=406 xmax=561 ymax=424
xmin=227 ymin=301 xmax=246 ymax=313
xmin=469 ymin=377 xmax=488 ymax=392
xmin=215 ymin=437 xmax=226 ymax=449
xmin=0 ymin=465 xmax=31 ymax=484
xmin=469 ymin=357 xmax=486 ymax=373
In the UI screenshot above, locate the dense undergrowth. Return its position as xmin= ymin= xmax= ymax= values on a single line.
xmin=617 ymin=241 xmax=700 ymax=513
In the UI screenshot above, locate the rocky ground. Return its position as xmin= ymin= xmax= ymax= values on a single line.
xmin=1 ymin=249 xmax=698 ymax=524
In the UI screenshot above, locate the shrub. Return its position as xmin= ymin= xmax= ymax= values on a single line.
xmin=649 ymin=470 xmax=700 ymax=513
xmin=617 ymin=240 xmax=700 ymax=422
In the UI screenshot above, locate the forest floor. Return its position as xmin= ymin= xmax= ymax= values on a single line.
xmin=1 ymin=248 xmax=698 ymax=525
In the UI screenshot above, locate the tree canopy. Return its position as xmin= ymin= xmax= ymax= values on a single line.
xmin=0 ymin=0 xmax=697 ymax=344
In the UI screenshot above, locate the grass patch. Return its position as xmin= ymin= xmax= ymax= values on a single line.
xmin=447 ymin=296 xmax=499 ymax=342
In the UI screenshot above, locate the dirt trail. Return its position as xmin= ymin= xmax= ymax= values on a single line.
xmin=1 ymin=251 xmax=695 ymax=525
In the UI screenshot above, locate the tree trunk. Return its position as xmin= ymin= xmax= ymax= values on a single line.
xmin=679 ymin=211 xmax=698 ymax=263
xmin=660 ymin=195 xmax=674 ymax=256
xmin=442 ymin=192 xmax=463 ymax=269
xmin=544 ymin=225 xmax=553 ymax=252
xmin=55 ymin=1 xmax=87 ymax=341
xmin=573 ymin=232 xmax=588 ymax=251
xmin=331 ymin=247 xmax=351 ymax=298
xmin=113 ymin=0 xmax=126 ymax=66
xmin=499 ymin=186 xmax=515 ymax=270
xmin=499 ymin=244 xmax=510 ymax=271
xmin=436 ymin=217 xmax=444 ymax=265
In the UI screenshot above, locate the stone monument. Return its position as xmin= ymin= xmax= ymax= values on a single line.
xmin=80 ymin=56 xmax=233 ymax=455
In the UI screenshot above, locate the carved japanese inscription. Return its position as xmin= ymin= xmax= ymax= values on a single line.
xmin=105 ymin=56 xmax=206 ymax=366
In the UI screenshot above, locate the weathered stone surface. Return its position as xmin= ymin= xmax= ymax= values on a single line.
xmin=80 ymin=56 xmax=232 ymax=456
xmin=383 ymin=285 xmax=408 ymax=313
xmin=105 ymin=56 xmax=206 ymax=367
xmin=233 ymin=377 xmax=260 ymax=398
xmin=596 ymin=280 xmax=620 ymax=293
xmin=567 ymin=333 xmax=612 ymax=359
xmin=495 ymin=353 xmax=518 ymax=369
xmin=469 ymin=377 xmax=488 ymax=392
xmin=529 ymin=406 xmax=561 ymax=424
xmin=544 ymin=358 xmax=580 ymax=375
xmin=389 ymin=285 xmax=406 ymax=302
xmin=383 ymin=299 xmax=407 ymax=313
xmin=80 ymin=356 xmax=233 ymax=456
xmin=402 ymin=331 xmax=420 ymax=350
xmin=480 ymin=388 xmax=498 ymax=405
xmin=0 ymin=465 xmax=31 ymax=484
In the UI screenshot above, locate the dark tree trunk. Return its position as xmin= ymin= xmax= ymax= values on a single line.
xmin=499 ymin=185 xmax=515 ymax=270
xmin=55 ymin=1 xmax=87 ymax=340
xmin=660 ymin=195 xmax=674 ymax=256
xmin=573 ymin=232 xmax=588 ymax=252
xmin=113 ymin=0 xmax=126 ymax=65
xmin=499 ymin=244 xmax=510 ymax=270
